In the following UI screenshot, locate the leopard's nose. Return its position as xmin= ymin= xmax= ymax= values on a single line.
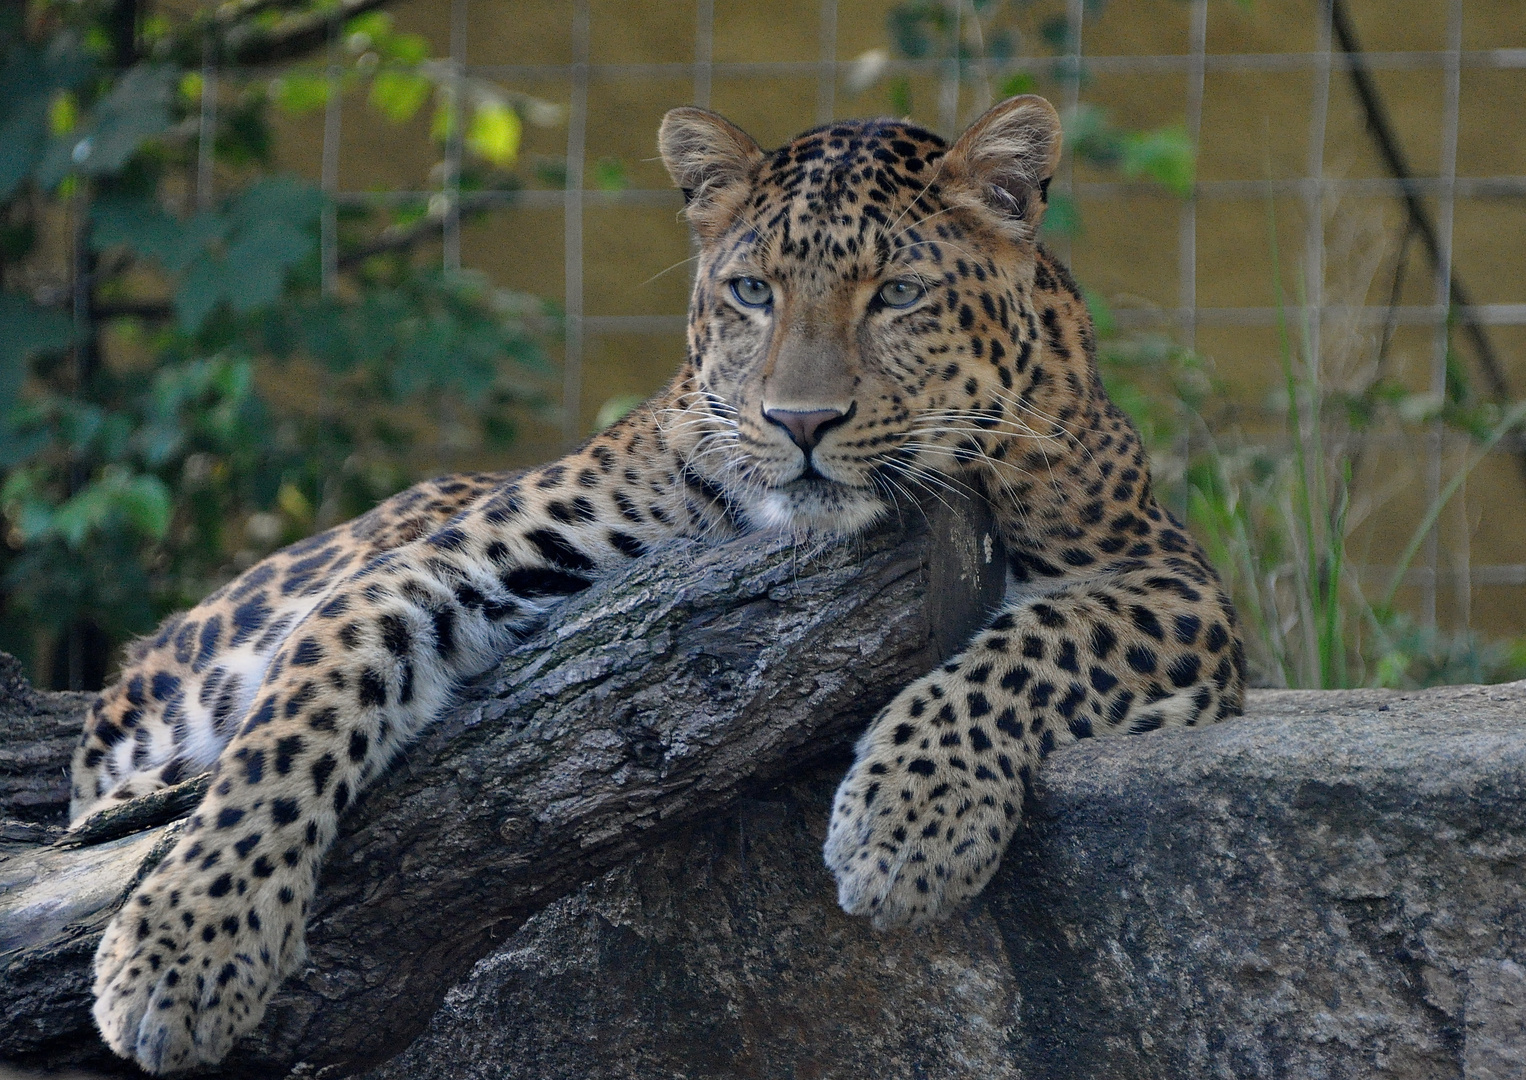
xmin=763 ymin=404 xmax=854 ymax=453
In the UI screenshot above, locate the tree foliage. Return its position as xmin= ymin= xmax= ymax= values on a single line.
xmin=0 ymin=1 xmax=557 ymax=687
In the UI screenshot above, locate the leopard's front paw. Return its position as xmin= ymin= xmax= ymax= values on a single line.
xmin=93 ymin=841 xmax=306 ymax=1074
xmin=823 ymin=693 xmax=1022 ymax=929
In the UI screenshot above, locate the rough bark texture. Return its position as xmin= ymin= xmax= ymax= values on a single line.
xmin=0 ymin=653 xmax=92 ymax=828
xmin=0 ymin=496 xmax=1004 ymax=1077
xmin=366 ymin=680 xmax=1526 ymax=1080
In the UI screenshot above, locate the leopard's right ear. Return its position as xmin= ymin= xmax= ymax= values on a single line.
xmin=659 ymin=107 xmax=763 ymax=239
xmin=943 ymin=95 xmax=1063 ymax=241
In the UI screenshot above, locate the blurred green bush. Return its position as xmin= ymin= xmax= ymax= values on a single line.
xmin=0 ymin=1 xmax=556 ymax=687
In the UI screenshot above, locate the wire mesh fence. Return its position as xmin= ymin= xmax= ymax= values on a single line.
xmin=125 ymin=0 xmax=1526 ymax=671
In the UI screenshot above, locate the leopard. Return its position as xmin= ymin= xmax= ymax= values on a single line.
xmin=76 ymin=95 xmax=1245 ymax=1074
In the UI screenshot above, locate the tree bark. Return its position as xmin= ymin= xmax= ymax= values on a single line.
xmin=0 ymin=493 xmax=1004 ymax=1077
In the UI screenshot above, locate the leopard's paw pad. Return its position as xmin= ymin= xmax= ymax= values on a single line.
xmin=824 ymin=736 xmax=1016 ymax=929
xmin=92 ymin=860 xmax=298 ymax=1074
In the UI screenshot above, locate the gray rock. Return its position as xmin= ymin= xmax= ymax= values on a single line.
xmin=370 ymin=681 xmax=1526 ymax=1080
xmin=367 ymin=770 xmax=1024 ymax=1080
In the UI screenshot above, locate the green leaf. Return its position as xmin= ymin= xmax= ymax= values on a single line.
xmin=379 ymin=31 xmax=429 ymax=65
xmin=0 ymin=293 xmax=74 ymax=367
xmin=1080 ymin=287 xmax=1115 ymax=337
xmin=45 ymin=468 xmax=170 ymax=548
xmin=93 ymin=196 xmax=224 ymax=274
xmin=1121 ymin=124 xmax=1195 ymax=197
xmin=0 ymin=465 xmax=38 ymax=507
xmin=224 ymin=178 xmax=322 ymax=306
xmin=591 ymin=157 xmax=627 ymax=191
xmin=178 ymin=70 xmax=204 ymax=107
xmin=270 ymin=71 xmax=331 ymax=115
xmin=170 ymin=178 xmax=323 ymax=332
xmin=1039 ymin=191 xmax=1080 ymax=238
xmin=174 ymin=259 xmax=232 ymax=333
xmin=48 ymin=90 xmax=78 ymax=134
xmin=887 ymin=6 xmax=933 ymax=59
xmin=51 ymin=486 xmax=106 ymax=548
xmin=466 ymin=101 xmax=521 ymax=165
xmin=999 ymin=72 xmax=1035 ymax=97
xmin=595 ymin=393 xmax=644 ymax=430
xmin=0 ymin=34 xmax=95 ymax=199
xmin=232 ymin=175 xmax=326 ymax=227
xmin=534 ymin=159 xmax=569 ymax=187
xmin=1063 ymin=103 xmax=1121 ymax=168
xmin=117 ymin=472 xmax=172 ymax=538
xmin=1040 ymin=15 xmax=1072 ymax=52
xmin=0 ymin=292 xmax=74 ymax=417
xmin=0 ymin=108 xmax=45 ymax=201
xmin=344 ymin=12 xmax=393 ymax=45
xmin=225 ymin=220 xmax=313 ymax=311
xmin=369 ymin=69 xmax=431 ymax=123
xmin=36 ymin=64 xmax=176 ymax=186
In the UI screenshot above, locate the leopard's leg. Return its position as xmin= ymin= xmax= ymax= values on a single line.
xmin=824 ymin=571 xmax=1244 ymax=928
xmin=93 ymin=760 xmax=197 ymax=806
xmin=88 ymin=425 xmax=718 ymax=1074
xmin=68 ymin=470 xmax=516 ymax=826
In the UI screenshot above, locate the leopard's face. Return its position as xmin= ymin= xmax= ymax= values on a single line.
xmin=660 ymin=104 xmax=1062 ymax=535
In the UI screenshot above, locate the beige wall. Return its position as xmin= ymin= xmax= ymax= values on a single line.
xmin=268 ymin=0 xmax=1526 ymax=636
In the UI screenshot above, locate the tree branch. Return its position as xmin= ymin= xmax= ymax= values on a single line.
xmin=1329 ymin=0 xmax=1526 ymax=488
xmin=216 ymin=0 xmax=393 ymax=65
xmin=0 ymin=492 xmax=1004 ymax=1076
xmin=89 ymin=217 xmax=453 ymax=323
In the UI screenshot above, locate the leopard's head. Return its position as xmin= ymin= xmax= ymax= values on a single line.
xmin=658 ymin=95 xmax=1063 ymax=535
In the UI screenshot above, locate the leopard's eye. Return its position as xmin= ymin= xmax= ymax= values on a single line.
xmin=877 ymin=279 xmax=924 ymax=309
xmin=730 ymin=276 xmax=773 ymax=308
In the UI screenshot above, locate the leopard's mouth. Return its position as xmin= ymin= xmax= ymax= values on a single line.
xmin=778 ymin=473 xmax=858 ymax=493
xmin=775 ymin=450 xmax=881 ymax=492
xmin=745 ymin=474 xmax=886 ymax=536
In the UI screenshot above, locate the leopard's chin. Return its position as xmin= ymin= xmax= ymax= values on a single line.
xmin=744 ymin=477 xmax=887 ymax=537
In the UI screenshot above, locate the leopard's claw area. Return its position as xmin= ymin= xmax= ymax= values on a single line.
xmin=824 ymin=705 xmax=1013 ymax=930
xmin=92 ymin=855 xmax=299 ymax=1074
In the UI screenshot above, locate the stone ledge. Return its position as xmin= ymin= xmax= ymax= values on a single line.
xmin=369 ymin=681 xmax=1526 ymax=1080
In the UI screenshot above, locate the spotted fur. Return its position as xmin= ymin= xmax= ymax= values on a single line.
xmin=81 ymin=96 xmax=1244 ymax=1073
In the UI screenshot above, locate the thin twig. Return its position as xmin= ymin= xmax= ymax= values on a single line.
xmin=1329 ymin=0 xmax=1526 ymax=489
xmin=86 ymin=216 xmax=447 ymax=322
xmin=215 ymin=0 xmax=393 ymax=65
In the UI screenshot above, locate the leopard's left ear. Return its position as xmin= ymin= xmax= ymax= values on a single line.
xmin=943 ymin=95 xmax=1063 ymax=240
